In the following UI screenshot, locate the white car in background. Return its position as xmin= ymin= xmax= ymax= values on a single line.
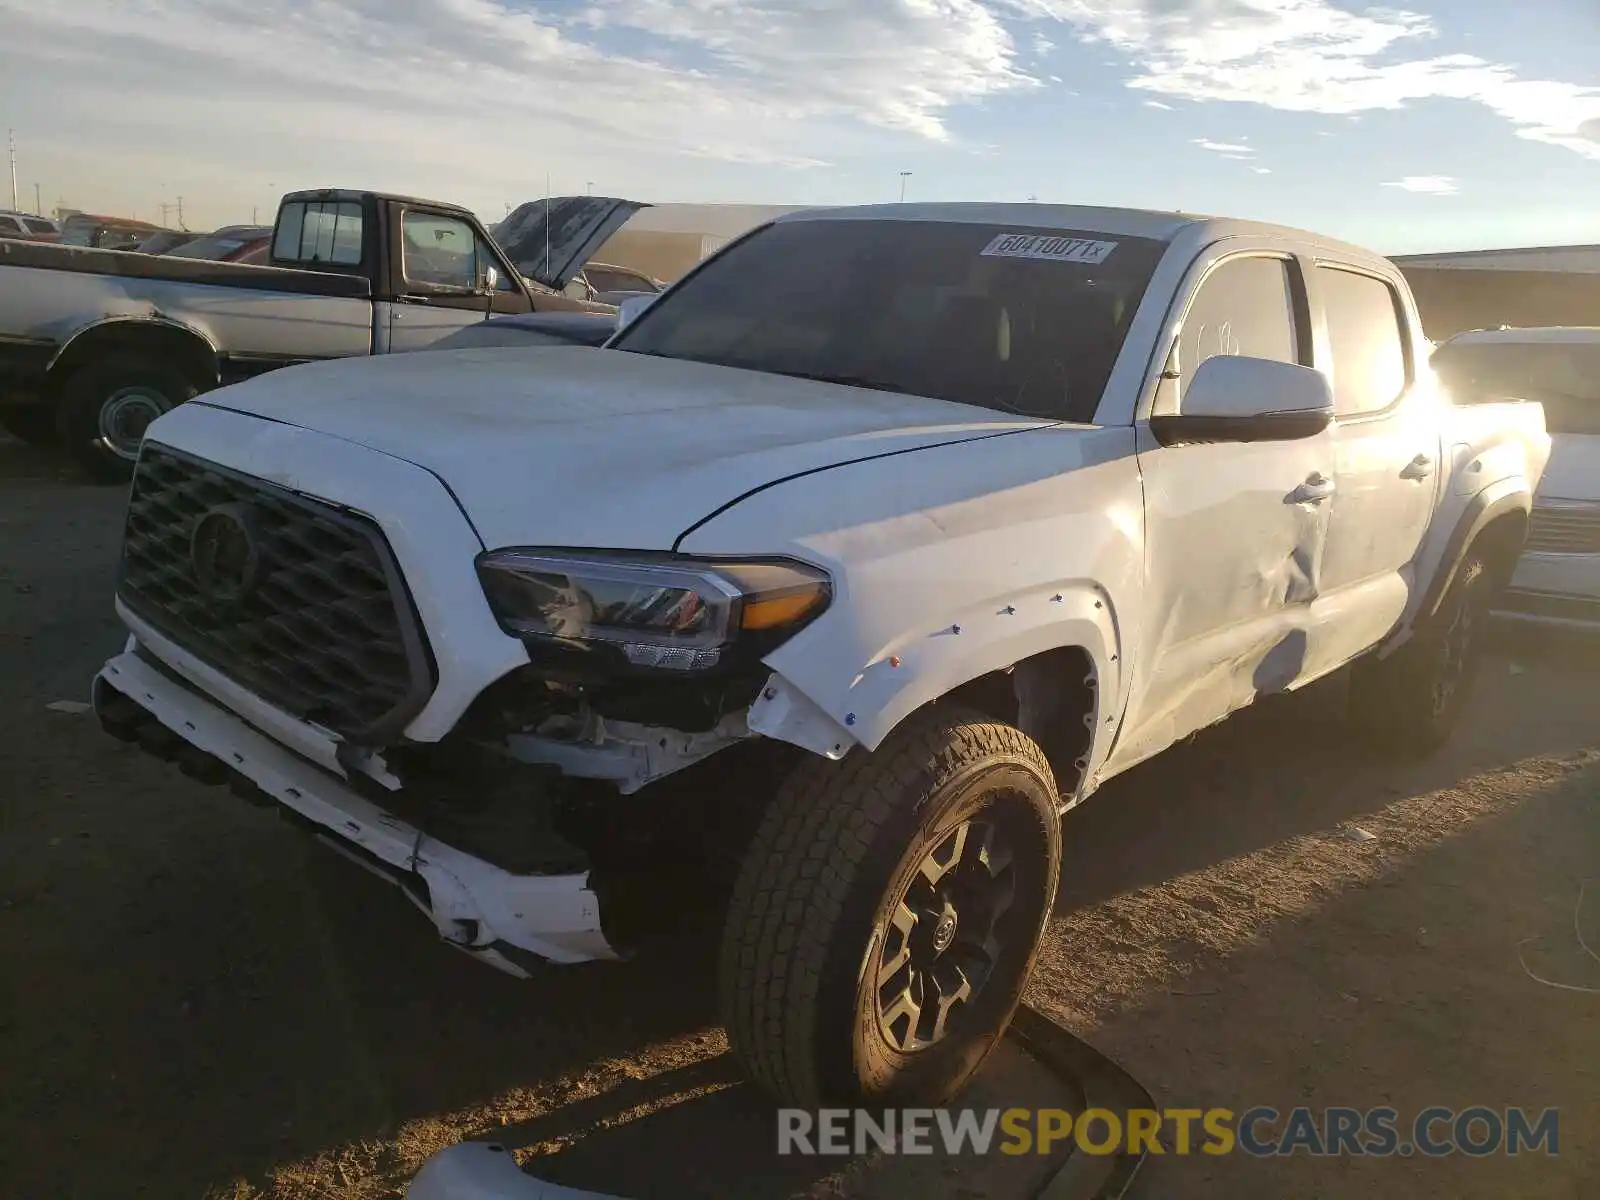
xmin=1432 ymin=327 xmax=1600 ymax=631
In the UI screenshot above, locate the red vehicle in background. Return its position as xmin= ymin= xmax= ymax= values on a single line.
xmin=160 ymin=225 xmax=273 ymax=263
xmin=134 ymin=229 xmax=204 ymax=255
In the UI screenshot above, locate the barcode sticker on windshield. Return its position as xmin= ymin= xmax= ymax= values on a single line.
xmin=980 ymin=233 xmax=1118 ymax=264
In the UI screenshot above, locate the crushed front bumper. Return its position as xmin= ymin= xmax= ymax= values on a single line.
xmin=95 ymin=647 xmax=618 ymax=974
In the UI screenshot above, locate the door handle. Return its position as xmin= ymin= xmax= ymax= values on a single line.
xmin=1286 ymin=472 xmax=1336 ymax=505
xmin=1400 ymin=453 xmax=1434 ymax=480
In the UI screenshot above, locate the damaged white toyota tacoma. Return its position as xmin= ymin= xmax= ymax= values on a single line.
xmin=94 ymin=204 xmax=1549 ymax=1110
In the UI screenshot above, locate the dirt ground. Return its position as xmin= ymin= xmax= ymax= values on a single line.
xmin=1 ymin=433 xmax=1596 ymax=1200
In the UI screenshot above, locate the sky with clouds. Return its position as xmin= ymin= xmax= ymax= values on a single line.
xmin=1 ymin=0 xmax=1597 ymax=251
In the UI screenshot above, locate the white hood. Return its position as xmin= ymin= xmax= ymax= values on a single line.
xmin=1537 ymin=433 xmax=1600 ymax=503
xmin=190 ymin=347 xmax=1053 ymax=550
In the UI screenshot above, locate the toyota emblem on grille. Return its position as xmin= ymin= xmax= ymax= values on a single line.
xmin=190 ymin=503 xmax=263 ymax=606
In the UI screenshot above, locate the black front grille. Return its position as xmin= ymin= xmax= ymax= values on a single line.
xmin=119 ymin=444 xmax=435 ymax=742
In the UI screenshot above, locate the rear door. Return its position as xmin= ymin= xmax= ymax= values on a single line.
xmin=386 ymin=207 xmax=532 ymax=352
xmin=1303 ymin=264 xmax=1439 ymax=675
xmin=1113 ymin=247 xmax=1336 ymax=772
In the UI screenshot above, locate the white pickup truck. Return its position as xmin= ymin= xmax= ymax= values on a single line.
xmin=93 ymin=203 xmax=1548 ymax=1111
xmin=0 ymin=189 xmax=641 ymax=479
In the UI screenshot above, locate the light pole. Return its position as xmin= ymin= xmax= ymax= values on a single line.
xmin=898 ymin=171 xmax=912 ymax=203
xmin=35 ymin=182 xmax=42 ymax=215
xmin=7 ymin=129 xmax=17 ymax=211
xmin=586 ymin=181 xmax=594 ymax=195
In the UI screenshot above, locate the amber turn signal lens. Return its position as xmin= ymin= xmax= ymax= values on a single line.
xmin=740 ymin=586 xmax=828 ymax=631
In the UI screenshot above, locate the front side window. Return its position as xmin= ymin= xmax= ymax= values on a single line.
xmin=22 ymin=218 xmax=53 ymax=235
xmin=1318 ymin=267 xmax=1409 ymax=416
xmin=1155 ymin=256 xmax=1300 ymax=415
xmin=272 ymin=201 xmax=363 ymax=266
xmin=402 ymin=212 xmax=479 ymax=289
xmin=612 ymin=220 xmax=1167 ymax=422
xmin=0 ymin=216 xmax=20 ymax=235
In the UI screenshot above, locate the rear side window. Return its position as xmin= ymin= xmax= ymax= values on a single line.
xmin=273 ymin=201 xmax=363 ymax=266
xmin=22 ymin=218 xmax=53 ymax=235
xmin=0 ymin=216 xmax=20 ymax=235
xmin=1318 ymin=267 xmax=1409 ymax=416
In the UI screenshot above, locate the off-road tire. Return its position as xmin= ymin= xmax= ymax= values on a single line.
xmin=719 ymin=707 xmax=1062 ymax=1108
xmin=0 ymin=407 xmax=58 ymax=449
xmin=1349 ymin=552 xmax=1493 ymax=753
xmin=56 ymin=357 xmax=198 ymax=483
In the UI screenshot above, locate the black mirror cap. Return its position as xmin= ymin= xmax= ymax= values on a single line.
xmin=1149 ymin=409 xmax=1332 ymax=448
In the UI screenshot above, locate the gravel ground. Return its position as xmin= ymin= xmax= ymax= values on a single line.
xmin=1 ymin=434 xmax=1595 ymax=1199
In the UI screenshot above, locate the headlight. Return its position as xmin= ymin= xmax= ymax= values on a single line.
xmin=475 ymin=550 xmax=831 ymax=671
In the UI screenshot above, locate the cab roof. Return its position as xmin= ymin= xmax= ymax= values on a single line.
xmin=280 ymin=188 xmax=472 ymax=215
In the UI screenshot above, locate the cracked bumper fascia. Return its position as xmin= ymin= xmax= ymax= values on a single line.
xmin=98 ymin=645 xmax=617 ymax=971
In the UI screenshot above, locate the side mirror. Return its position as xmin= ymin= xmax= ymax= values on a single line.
xmin=616 ymin=292 xmax=657 ymax=332
xmin=477 ymin=264 xmax=500 ymax=294
xmin=1150 ymin=355 xmax=1333 ymax=446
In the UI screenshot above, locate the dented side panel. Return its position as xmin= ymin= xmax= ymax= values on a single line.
xmin=1108 ymin=421 xmax=1335 ymax=776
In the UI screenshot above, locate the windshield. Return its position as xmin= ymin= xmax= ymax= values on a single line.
xmin=1432 ymin=339 xmax=1600 ymax=435
xmin=165 ymin=228 xmax=270 ymax=260
xmin=60 ymin=217 xmax=97 ymax=246
xmin=611 ymin=219 xmax=1167 ymax=421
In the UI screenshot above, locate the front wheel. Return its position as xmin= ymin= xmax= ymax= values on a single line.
xmin=719 ymin=708 xmax=1062 ymax=1108
xmin=56 ymin=357 xmax=198 ymax=483
xmin=1349 ymin=552 xmax=1493 ymax=753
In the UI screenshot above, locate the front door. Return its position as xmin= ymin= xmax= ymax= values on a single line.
xmin=387 ymin=209 xmax=531 ymax=352
xmin=1111 ymin=251 xmax=1335 ymax=774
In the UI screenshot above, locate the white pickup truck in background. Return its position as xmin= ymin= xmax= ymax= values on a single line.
xmin=93 ymin=202 xmax=1547 ymax=1112
xmin=0 ymin=189 xmax=642 ymax=478
xmin=1431 ymin=326 xmax=1600 ymax=630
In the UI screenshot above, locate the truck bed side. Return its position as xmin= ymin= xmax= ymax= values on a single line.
xmin=0 ymin=242 xmax=376 ymax=387
xmin=1401 ymin=396 xmax=1552 ymax=630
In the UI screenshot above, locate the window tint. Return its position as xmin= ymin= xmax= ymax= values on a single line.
xmin=0 ymin=216 xmax=20 ymax=235
xmin=613 ymin=220 xmax=1167 ymax=422
xmin=1318 ymin=267 xmax=1408 ymax=416
xmin=272 ymin=201 xmax=363 ymax=266
xmin=402 ymin=212 xmax=478 ymax=289
xmin=22 ymin=218 xmax=53 ymax=234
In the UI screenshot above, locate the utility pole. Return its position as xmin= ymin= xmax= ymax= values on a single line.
xmin=176 ymin=195 xmax=184 ymax=229
xmin=898 ymin=171 xmax=912 ymax=203
xmin=586 ymin=181 xmax=594 ymax=195
xmin=159 ymin=202 xmax=172 ymax=226
xmin=34 ymin=183 xmax=42 ymax=215
xmin=7 ymin=129 xmax=17 ymax=211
